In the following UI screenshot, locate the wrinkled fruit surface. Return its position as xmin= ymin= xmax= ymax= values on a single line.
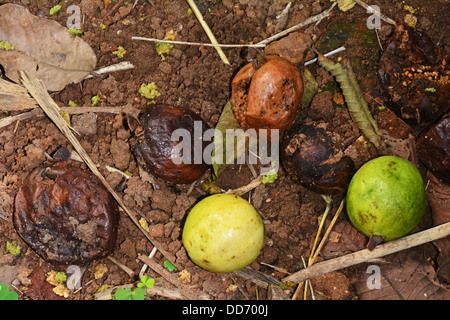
xmin=14 ymin=164 xmax=119 ymax=265
xmin=182 ymin=194 xmax=265 ymax=273
xmin=416 ymin=114 xmax=450 ymax=184
xmin=134 ymin=104 xmax=211 ymax=184
xmin=281 ymin=124 xmax=355 ymax=194
xmin=231 ymin=56 xmax=303 ymax=134
xmin=346 ymin=156 xmax=426 ymax=242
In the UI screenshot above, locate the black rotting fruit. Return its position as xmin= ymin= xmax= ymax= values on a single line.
xmin=14 ymin=164 xmax=119 ymax=265
xmin=281 ymin=123 xmax=355 ymax=194
xmin=416 ymin=114 xmax=450 ymax=184
xmin=378 ymin=24 xmax=450 ymax=127
xmin=133 ymin=104 xmax=211 ymax=184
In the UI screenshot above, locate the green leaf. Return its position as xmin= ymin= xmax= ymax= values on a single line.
xmin=262 ymin=169 xmax=278 ymax=184
xmin=113 ymin=288 xmax=133 ymax=300
xmin=163 ymin=260 xmax=178 ymax=272
xmin=0 ymin=284 xmax=19 ymax=300
xmin=144 ymin=277 xmax=155 ymax=289
xmin=67 ymin=28 xmax=83 ymax=36
xmin=5 ymin=241 xmax=21 ymax=256
xmin=49 ymin=5 xmax=62 ymax=15
xmin=131 ymin=287 xmax=146 ymax=300
xmin=0 ymin=41 xmax=14 ymax=51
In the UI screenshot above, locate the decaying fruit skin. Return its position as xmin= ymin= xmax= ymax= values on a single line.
xmin=281 ymin=123 xmax=355 ymax=194
xmin=134 ymin=104 xmax=211 ymax=184
xmin=378 ymin=24 xmax=449 ymax=127
xmin=416 ymin=114 xmax=450 ymax=184
xmin=14 ymin=164 xmax=119 ymax=265
xmin=231 ymin=56 xmax=303 ymax=135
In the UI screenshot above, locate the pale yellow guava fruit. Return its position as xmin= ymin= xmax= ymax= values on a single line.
xmin=182 ymin=194 xmax=265 ymax=273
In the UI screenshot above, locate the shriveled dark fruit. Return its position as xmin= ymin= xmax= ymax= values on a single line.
xmin=231 ymin=56 xmax=303 ymax=135
xmin=416 ymin=114 xmax=450 ymax=184
xmin=281 ymin=124 xmax=355 ymax=194
xmin=378 ymin=24 xmax=449 ymax=127
xmin=134 ymin=104 xmax=211 ymax=184
xmin=14 ymin=164 xmax=119 ymax=265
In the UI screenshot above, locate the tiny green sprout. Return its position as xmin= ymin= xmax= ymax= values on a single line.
xmin=91 ymin=95 xmax=100 ymax=107
xmin=55 ymin=272 xmax=67 ymax=284
xmin=113 ymin=46 xmax=127 ymax=59
xmin=163 ymin=260 xmax=178 ymax=272
xmin=187 ymin=8 xmax=193 ymax=15
xmin=5 ymin=241 xmax=21 ymax=257
xmin=68 ymin=100 xmax=79 ymax=108
xmin=114 ymin=275 xmax=154 ymax=300
xmin=99 ymin=23 xmax=107 ymax=30
xmin=425 ymin=87 xmax=436 ymax=93
xmin=0 ymin=41 xmax=14 ymax=51
xmin=0 ymin=284 xmax=18 ymax=300
xmin=68 ymin=29 xmax=83 ymax=36
xmin=139 ymin=82 xmax=161 ymax=100
xmin=49 ymin=5 xmax=62 ymax=15
xmin=137 ymin=275 xmax=155 ymax=289
xmin=262 ymin=169 xmax=278 ymax=184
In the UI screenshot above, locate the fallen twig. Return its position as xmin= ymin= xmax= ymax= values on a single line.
xmin=85 ymin=61 xmax=135 ymax=79
xmin=107 ymin=256 xmax=135 ymax=278
xmin=292 ymin=197 xmax=344 ymax=300
xmin=132 ymin=37 xmax=265 ymax=48
xmin=226 ymin=175 xmax=263 ymax=195
xmin=283 ymin=221 xmax=450 ymax=284
xmin=354 ymin=0 xmax=396 ymax=25
xmin=257 ymin=2 xmax=336 ymax=46
xmin=138 ymin=254 xmax=207 ymax=300
xmin=0 ymin=107 xmax=124 ymax=129
xmin=132 ymin=3 xmax=337 ymax=50
xmin=186 ymin=0 xmax=230 ymax=65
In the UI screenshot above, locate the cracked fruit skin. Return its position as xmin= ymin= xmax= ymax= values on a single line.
xmin=346 ymin=156 xmax=427 ymax=242
xmin=182 ymin=194 xmax=265 ymax=273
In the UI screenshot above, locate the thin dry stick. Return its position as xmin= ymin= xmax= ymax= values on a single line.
xmin=0 ymin=107 xmax=124 ymax=129
xmin=138 ymin=254 xmax=206 ymax=300
xmin=19 ymin=71 xmax=180 ymax=270
xmin=290 ymin=198 xmax=345 ymax=298
xmin=132 ymin=37 xmax=265 ymax=48
xmin=292 ymin=196 xmax=337 ymax=300
xmin=257 ymin=3 xmax=336 ymax=46
xmin=226 ymin=175 xmax=263 ymax=195
xmin=284 ymin=221 xmax=450 ymax=284
xmin=293 ymin=195 xmax=332 ymax=300
xmin=133 ymin=4 xmax=336 ymax=50
xmin=354 ymin=0 xmax=396 ymax=25
xmin=186 ymin=0 xmax=230 ymax=65
xmin=108 ymin=256 xmax=135 ymax=278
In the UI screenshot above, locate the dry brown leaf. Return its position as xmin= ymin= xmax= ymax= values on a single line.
xmin=320 ymin=220 xmax=367 ymax=259
xmin=352 ymin=247 xmax=450 ymax=300
xmin=0 ymin=4 xmax=96 ymax=91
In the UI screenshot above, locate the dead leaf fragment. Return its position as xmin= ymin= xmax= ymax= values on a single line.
xmin=0 ymin=4 xmax=97 ymax=91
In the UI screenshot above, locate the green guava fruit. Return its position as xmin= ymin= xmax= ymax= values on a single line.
xmin=182 ymin=193 xmax=265 ymax=273
xmin=346 ymin=155 xmax=427 ymax=242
